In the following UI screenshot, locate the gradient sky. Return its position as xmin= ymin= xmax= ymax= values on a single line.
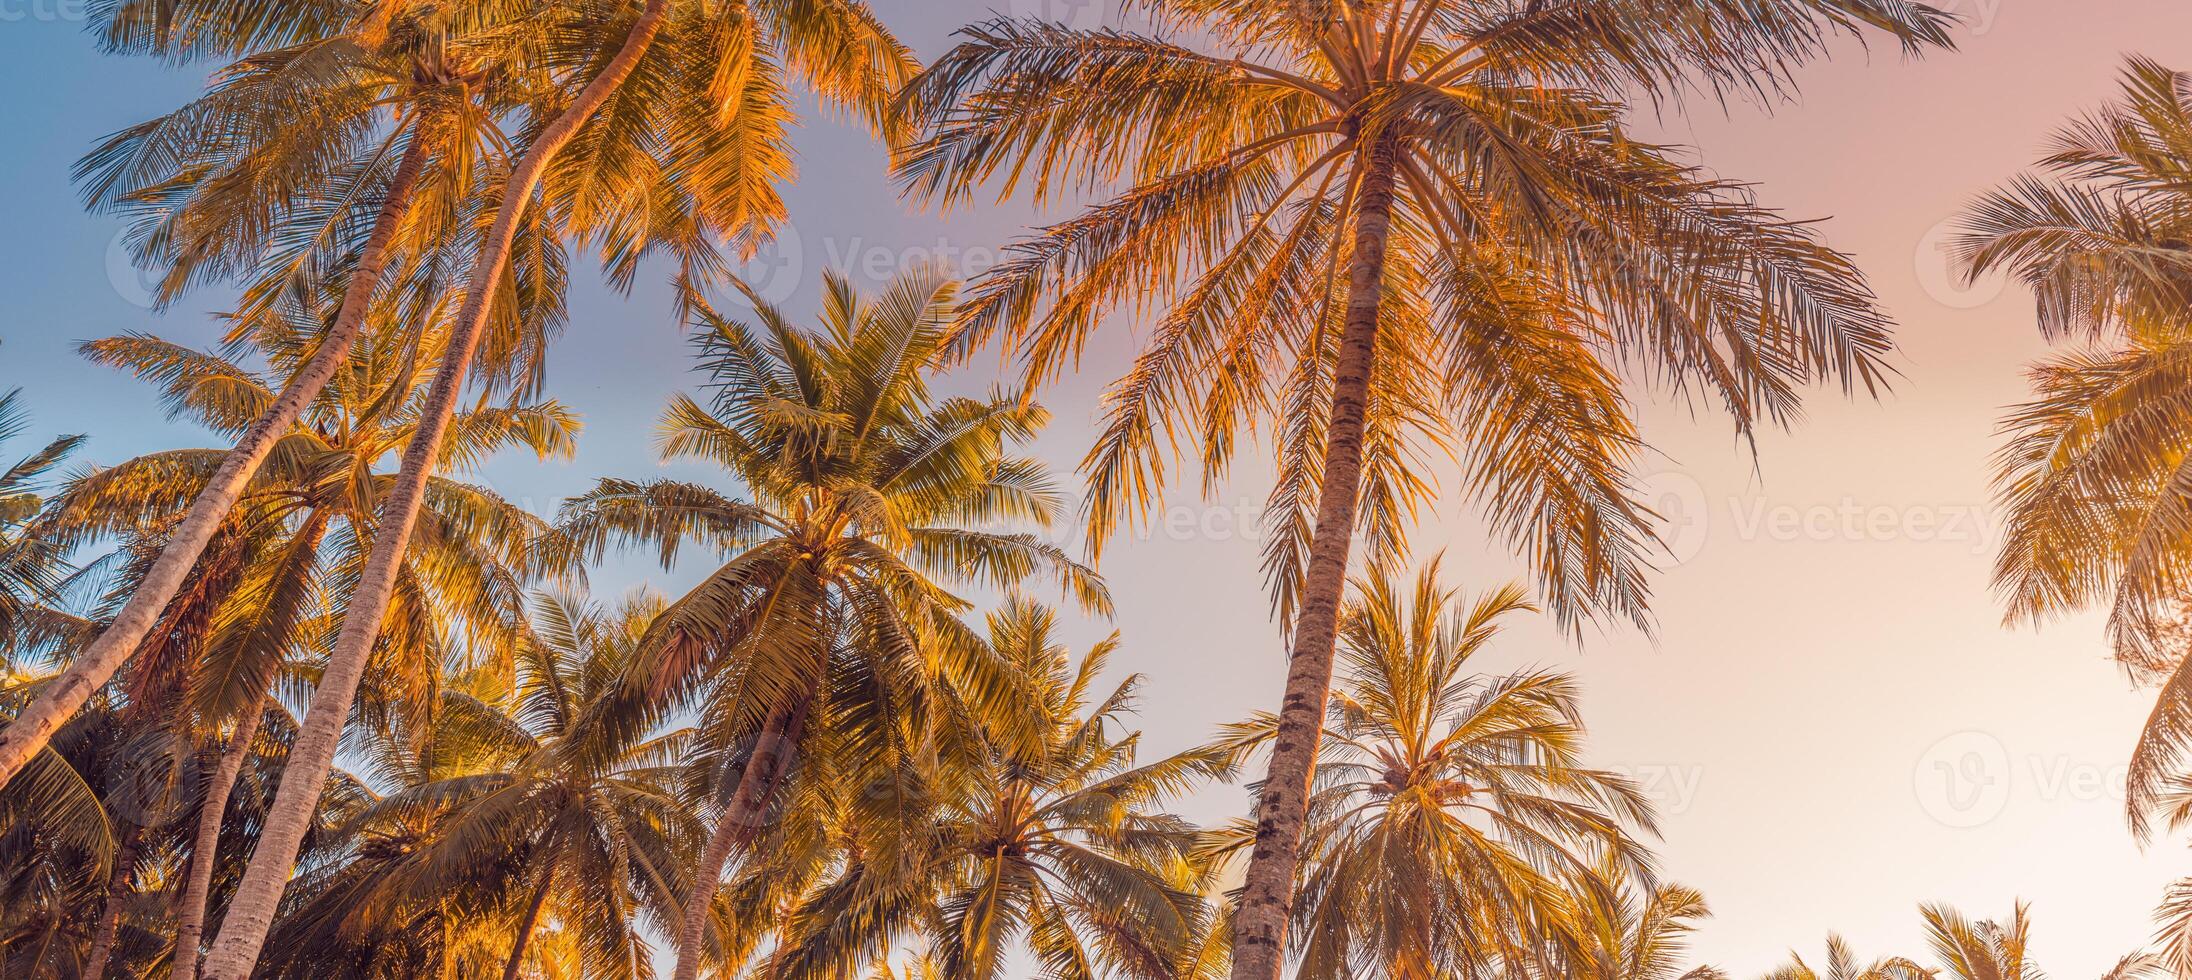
xmin=4 ymin=0 xmax=2191 ymax=973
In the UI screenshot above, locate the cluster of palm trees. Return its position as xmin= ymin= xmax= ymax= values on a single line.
xmin=9 ymin=0 xmax=2192 ymax=975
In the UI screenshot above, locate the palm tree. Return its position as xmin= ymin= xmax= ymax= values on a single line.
xmin=1955 ymin=56 xmax=2192 ymax=840
xmin=36 ymin=319 xmax=569 ymax=977
xmin=1918 ymin=902 xmax=2164 ymax=980
xmin=203 ymin=2 xmax=917 ymax=971
xmin=2101 ymin=953 xmax=2170 ymax=980
xmin=892 ymin=5 xmax=1957 ymax=975
xmin=552 ymin=268 xmax=1107 ymax=980
xmin=1919 ymin=902 xmax=2040 ymax=980
xmin=0 ymin=630 xmax=367 ymax=978
xmin=2151 ymin=877 xmax=2192 ymax=977
xmin=0 ymin=381 xmax=83 ymax=655
xmin=0 ymin=683 xmax=126 ymax=977
xmin=257 ymin=590 xmax=702 ymax=979
xmin=1205 ymin=560 xmax=1656 ymax=978
xmin=1762 ymin=937 xmax=1929 ymax=980
xmin=1564 ymin=870 xmax=1726 ymax=980
xmin=0 ymin=1 xmax=532 ymax=782
xmin=766 ymin=597 xmax=1223 ymax=980
xmin=870 ymin=958 xmax=944 ymax=980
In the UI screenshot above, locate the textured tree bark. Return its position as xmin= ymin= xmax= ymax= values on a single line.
xmin=1226 ymin=134 xmax=1400 ymax=980
xmin=172 ymin=507 xmax=328 ymax=980
xmin=196 ymin=5 xmax=672 ymax=976
xmin=168 ymin=691 xmax=269 ymax=980
xmin=84 ymin=828 xmax=141 ymax=980
xmin=671 ymin=697 xmax=811 ymax=980
xmin=0 ymin=126 xmax=436 ymax=789
xmin=500 ymin=847 xmax=561 ymax=980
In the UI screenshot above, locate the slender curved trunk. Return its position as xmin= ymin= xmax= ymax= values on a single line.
xmin=501 ymin=848 xmax=561 ymax=980
xmin=672 ymin=697 xmax=810 ymax=980
xmin=84 ymin=828 xmax=141 ymax=980
xmin=168 ymin=690 xmax=270 ymax=980
xmin=172 ymin=510 xmax=328 ymax=980
xmin=197 ymin=6 xmax=672 ymax=976
xmin=0 ymin=127 xmax=436 ymax=789
xmin=1226 ymin=134 xmax=1399 ymax=980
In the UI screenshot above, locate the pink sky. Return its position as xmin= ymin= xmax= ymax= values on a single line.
xmin=875 ymin=0 xmax=2192 ymax=970
xmin=6 ymin=0 xmax=2184 ymax=971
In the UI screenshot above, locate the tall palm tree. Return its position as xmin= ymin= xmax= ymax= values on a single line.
xmin=37 ymin=319 xmax=569 ymax=977
xmin=258 ymin=590 xmax=701 ymax=980
xmin=1955 ymin=56 xmax=2192 ymax=840
xmin=0 ymin=1 xmax=541 ymax=782
xmin=766 ymin=597 xmax=1224 ymax=980
xmin=1205 ymin=560 xmax=1656 ymax=979
xmin=0 ymin=381 xmax=83 ymax=655
xmin=892 ymin=5 xmax=1956 ymax=975
xmin=203 ymin=3 xmax=917 ymax=972
xmin=552 ymin=268 xmax=1107 ymax=980
xmin=1762 ymin=937 xmax=1929 ymax=980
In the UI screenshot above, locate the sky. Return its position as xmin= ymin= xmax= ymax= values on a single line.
xmin=1 ymin=0 xmax=2188 ymax=973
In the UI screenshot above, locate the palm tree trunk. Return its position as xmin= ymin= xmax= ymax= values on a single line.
xmin=0 ymin=125 xmax=437 ymax=789
xmin=84 ymin=828 xmax=141 ymax=980
xmin=172 ymin=509 xmax=327 ymax=980
xmin=501 ymin=848 xmax=561 ymax=980
xmin=169 ymin=691 xmax=269 ymax=980
xmin=196 ymin=6 xmax=672 ymax=977
xmin=672 ymin=697 xmax=811 ymax=980
xmin=1226 ymin=134 xmax=1400 ymax=980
